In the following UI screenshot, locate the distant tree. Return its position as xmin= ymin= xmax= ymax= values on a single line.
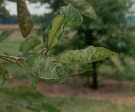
xmin=77 ymin=0 xmax=135 ymax=89
xmin=0 ymin=15 xmax=18 ymax=24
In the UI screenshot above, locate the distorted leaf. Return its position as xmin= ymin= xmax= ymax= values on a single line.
xmin=25 ymin=56 xmax=70 ymax=82
xmin=17 ymin=0 xmax=33 ymax=37
xmin=43 ymin=4 xmax=83 ymax=50
xmin=60 ymin=4 xmax=83 ymax=29
xmin=56 ymin=46 xmax=117 ymax=64
xmin=64 ymin=0 xmax=97 ymax=19
xmin=45 ymin=14 xmax=65 ymax=50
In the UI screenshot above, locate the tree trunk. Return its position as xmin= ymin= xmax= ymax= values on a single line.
xmin=91 ymin=62 xmax=98 ymax=89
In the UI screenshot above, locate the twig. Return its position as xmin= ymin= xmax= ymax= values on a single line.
xmin=44 ymin=49 xmax=48 ymax=55
xmin=0 ymin=54 xmax=25 ymax=67
xmin=38 ymin=48 xmax=47 ymax=55
xmin=0 ymin=54 xmax=38 ymax=77
xmin=15 ymin=60 xmax=25 ymax=67
xmin=0 ymin=54 xmax=24 ymax=61
xmin=0 ymin=57 xmax=16 ymax=63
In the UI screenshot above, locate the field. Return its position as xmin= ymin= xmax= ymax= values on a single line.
xmin=1 ymin=79 xmax=135 ymax=112
xmin=0 ymin=30 xmax=135 ymax=112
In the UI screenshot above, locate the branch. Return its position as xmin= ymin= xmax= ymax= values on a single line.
xmin=38 ymin=48 xmax=48 ymax=56
xmin=0 ymin=54 xmax=24 ymax=61
xmin=0 ymin=57 xmax=16 ymax=63
xmin=0 ymin=54 xmax=25 ymax=67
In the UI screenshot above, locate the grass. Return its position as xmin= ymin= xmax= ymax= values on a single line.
xmin=0 ymin=85 xmax=60 ymax=112
xmin=0 ymin=85 xmax=135 ymax=112
xmin=47 ymin=96 xmax=135 ymax=112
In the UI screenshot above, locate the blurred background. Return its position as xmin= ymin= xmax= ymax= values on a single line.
xmin=1 ymin=0 xmax=135 ymax=112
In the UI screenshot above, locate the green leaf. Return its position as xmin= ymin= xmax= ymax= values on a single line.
xmin=24 ymin=46 xmax=116 ymax=82
xmin=60 ymin=4 xmax=83 ymax=29
xmin=17 ymin=0 xmax=33 ymax=37
xmin=45 ymin=14 xmax=65 ymax=50
xmin=43 ymin=4 xmax=83 ymax=50
xmin=56 ymin=46 xmax=117 ymax=64
xmin=0 ymin=30 xmax=14 ymax=42
xmin=20 ymin=36 xmax=41 ymax=52
xmin=25 ymin=56 xmax=70 ymax=82
xmin=0 ymin=85 xmax=60 ymax=112
xmin=64 ymin=0 xmax=97 ymax=19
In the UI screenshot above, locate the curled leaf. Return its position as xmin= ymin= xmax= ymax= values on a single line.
xmin=47 ymin=14 xmax=65 ymax=50
xmin=56 ymin=46 xmax=117 ymax=64
xmin=25 ymin=56 xmax=70 ymax=82
xmin=64 ymin=0 xmax=97 ymax=19
xmin=43 ymin=4 xmax=83 ymax=50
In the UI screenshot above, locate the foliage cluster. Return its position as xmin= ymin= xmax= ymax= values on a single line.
xmin=0 ymin=0 xmax=116 ymax=86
